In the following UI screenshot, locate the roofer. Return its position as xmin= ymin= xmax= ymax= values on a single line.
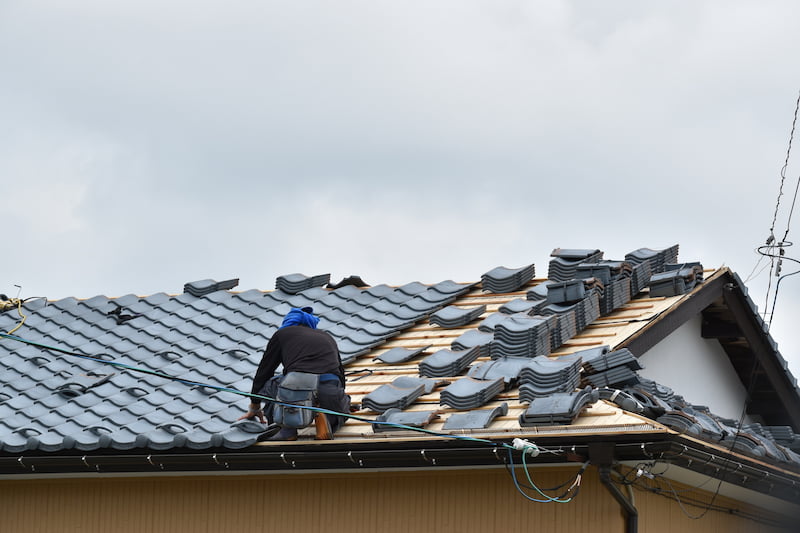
xmin=239 ymin=307 xmax=350 ymax=441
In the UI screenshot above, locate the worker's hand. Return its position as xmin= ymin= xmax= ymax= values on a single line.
xmin=238 ymin=403 xmax=266 ymax=424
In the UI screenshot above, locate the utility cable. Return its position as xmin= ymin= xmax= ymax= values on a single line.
xmin=504 ymin=447 xmax=585 ymax=503
xmin=756 ymin=242 xmax=800 ymax=326
xmin=760 ymin=90 xmax=800 ymax=324
xmin=623 ymin=469 xmax=787 ymax=528
xmin=768 ymin=89 xmax=800 ymax=242
xmin=767 ymin=269 xmax=800 ymax=329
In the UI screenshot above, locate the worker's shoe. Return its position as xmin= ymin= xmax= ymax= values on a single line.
xmin=263 ymin=427 xmax=298 ymax=441
xmin=314 ymin=413 xmax=333 ymax=440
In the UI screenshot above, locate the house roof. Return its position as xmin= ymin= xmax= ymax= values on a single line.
xmin=2 ymin=245 xmax=800 ymax=501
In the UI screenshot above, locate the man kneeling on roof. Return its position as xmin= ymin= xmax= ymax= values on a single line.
xmin=239 ymin=307 xmax=351 ymax=441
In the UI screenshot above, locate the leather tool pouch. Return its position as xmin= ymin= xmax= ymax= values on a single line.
xmin=272 ymin=372 xmax=320 ymax=429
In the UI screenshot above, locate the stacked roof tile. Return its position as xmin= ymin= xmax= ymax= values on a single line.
xmin=648 ymin=263 xmax=704 ymax=298
xmin=184 ymin=278 xmax=239 ymax=297
xmin=362 ymin=377 xmax=437 ymax=413
xmin=518 ymin=355 xmax=583 ymax=400
xmin=490 ymin=314 xmax=555 ymax=358
xmin=629 ymin=262 xmax=653 ymax=296
xmin=440 ymin=377 xmax=505 ymax=409
xmin=519 ymin=387 xmax=600 ymax=426
xmin=625 ymin=245 xmax=679 ymax=274
xmin=539 ymin=291 xmax=600 ymax=335
xmin=481 ymin=264 xmax=536 ymax=293
xmin=547 ymin=249 xmax=603 ymax=282
xmin=275 ymin=273 xmax=331 ymax=294
xmin=419 ymin=347 xmax=481 ymax=378
xmin=450 ymin=330 xmax=494 ymax=356
xmin=467 ymin=356 xmax=530 ymax=386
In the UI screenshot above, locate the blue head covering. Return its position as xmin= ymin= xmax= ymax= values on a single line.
xmin=280 ymin=307 xmax=319 ymax=329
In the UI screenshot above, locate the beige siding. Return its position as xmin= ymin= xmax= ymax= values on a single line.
xmin=0 ymin=467 xmax=787 ymax=533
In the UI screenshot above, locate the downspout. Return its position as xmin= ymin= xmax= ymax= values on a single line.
xmin=589 ymin=443 xmax=638 ymax=533
xmin=599 ymin=465 xmax=638 ymax=533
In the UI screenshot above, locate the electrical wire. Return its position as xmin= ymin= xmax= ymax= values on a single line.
xmin=620 ymin=468 xmax=788 ymax=528
xmin=504 ymin=448 xmax=585 ymax=503
xmin=742 ymin=248 xmax=771 ymax=283
xmin=755 ymin=242 xmax=800 ymax=326
xmin=760 ymin=89 xmax=800 ymax=325
xmin=766 ymin=269 xmax=800 ymax=329
xmin=768 ymin=90 xmax=800 ymax=241
xmin=503 ymin=454 xmax=586 ymax=493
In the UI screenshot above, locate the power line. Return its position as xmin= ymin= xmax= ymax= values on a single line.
xmin=760 ymin=89 xmax=800 ymax=326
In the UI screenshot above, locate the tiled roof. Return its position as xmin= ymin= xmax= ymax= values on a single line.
xmin=1 ymin=245 xmax=800 ymax=478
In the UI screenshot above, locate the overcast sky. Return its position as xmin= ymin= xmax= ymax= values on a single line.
xmin=2 ymin=1 xmax=800 ymax=375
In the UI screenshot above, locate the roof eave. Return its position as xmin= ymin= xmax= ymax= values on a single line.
xmin=2 ymin=432 xmax=799 ymax=504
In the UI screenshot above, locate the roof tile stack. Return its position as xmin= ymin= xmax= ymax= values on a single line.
xmin=599 ymin=277 xmax=632 ymax=316
xmin=450 ymin=330 xmax=494 ymax=357
xmin=630 ymin=262 xmax=653 ymax=296
xmin=583 ymin=348 xmax=642 ymax=388
xmin=518 ymin=354 xmax=583 ymax=400
xmin=275 ymin=273 xmax=331 ymax=294
xmin=419 ymin=347 xmax=481 ymax=378
xmin=648 ymin=263 xmax=704 ymax=298
xmin=546 ymin=279 xmax=593 ymax=305
xmin=490 ymin=314 xmax=556 ymax=358
xmin=440 ymin=377 xmax=505 ymax=409
xmin=362 ymin=377 xmax=436 ymax=413
xmin=625 ymin=245 xmax=679 ymax=275
xmin=574 ymin=261 xmax=632 ymax=285
xmin=548 ymin=249 xmax=603 ymax=282
xmin=478 ymin=312 xmax=512 ymax=332
xmin=539 ymin=290 xmax=600 ymax=334
xmin=184 ymin=278 xmax=240 ymax=297
xmin=467 ymin=356 xmax=531 ymax=386
xmin=519 ymin=387 xmax=599 ymax=426
xmin=481 ymin=263 xmax=536 ymax=293
xmin=526 ymin=281 xmax=552 ymax=302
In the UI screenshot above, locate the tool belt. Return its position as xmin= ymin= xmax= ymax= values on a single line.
xmin=272 ymin=372 xmax=320 ymax=429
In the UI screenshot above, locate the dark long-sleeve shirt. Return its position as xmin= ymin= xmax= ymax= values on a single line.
xmin=250 ymin=325 xmax=345 ymax=406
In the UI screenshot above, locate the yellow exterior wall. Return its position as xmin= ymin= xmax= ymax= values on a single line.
xmin=0 ymin=467 xmax=788 ymax=533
